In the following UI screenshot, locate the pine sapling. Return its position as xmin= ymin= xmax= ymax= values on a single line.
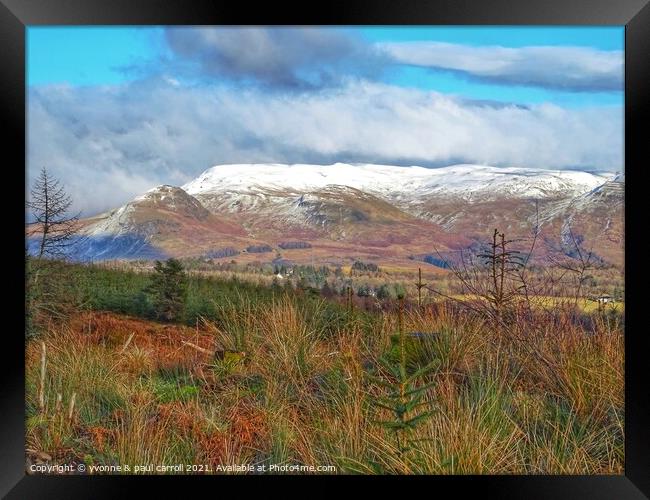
xmin=367 ymin=294 xmax=439 ymax=463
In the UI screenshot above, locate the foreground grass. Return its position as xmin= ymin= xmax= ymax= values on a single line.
xmin=26 ymin=293 xmax=624 ymax=475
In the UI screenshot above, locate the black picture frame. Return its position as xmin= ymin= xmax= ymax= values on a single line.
xmin=2 ymin=0 xmax=648 ymax=497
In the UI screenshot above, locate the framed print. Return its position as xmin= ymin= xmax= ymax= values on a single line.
xmin=2 ymin=0 xmax=649 ymax=497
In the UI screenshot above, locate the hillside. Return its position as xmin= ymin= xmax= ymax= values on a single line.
xmin=36 ymin=163 xmax=622 ymax=268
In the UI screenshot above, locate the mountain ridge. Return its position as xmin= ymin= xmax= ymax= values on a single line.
xmin=37 ymin=163 xmax=622 ymax=267
xmin=182 ymin=162 xmax=615 ymax=206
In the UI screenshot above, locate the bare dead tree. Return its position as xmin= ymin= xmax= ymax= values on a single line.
xmin=542 ymin=219 xmax=611 ymax=326
xmin=475 ymin=229 xmax=526 ymax=327
xmin=512 ymin=200 xmax=540 ymax=307
xmin=413 ymin=267 xmax=427 ymax=307
xmin=27 ymin=167 xmax=81 ymax=259
xmin=427 ymin=232 xmax=518 ymax=337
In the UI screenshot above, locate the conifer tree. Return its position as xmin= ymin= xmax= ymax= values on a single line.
xmin=146 ymin=258 xmax=187 ymax=322
xmin=27 ymin=167 xmax=81 ymax=259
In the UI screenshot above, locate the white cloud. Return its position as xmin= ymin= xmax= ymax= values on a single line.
xmin=27 ymin=79 xmax=623 ymax=216
xmin=381 ymin=42 xmax=623 ymax=91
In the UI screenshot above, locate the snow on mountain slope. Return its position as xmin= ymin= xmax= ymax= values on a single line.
xmin=86 ymin=185 xmax=210 ymax=237
xmin=71 ymin=185 xmax=251 ymax=260
xmin=183 ymin=163 xmax=613 ymax=202
xmin=59 ymin=164 xmax=622 ymax=264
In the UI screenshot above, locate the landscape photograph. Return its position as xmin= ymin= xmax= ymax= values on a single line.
xmin=25 ymin=26 xmax=624 ymax=475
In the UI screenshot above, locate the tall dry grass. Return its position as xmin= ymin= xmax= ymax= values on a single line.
xmin=25 ymin=293 xmax=624 ymax=475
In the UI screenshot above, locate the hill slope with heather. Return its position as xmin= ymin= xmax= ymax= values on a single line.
xmin=38 ymin=163 xmax=622 ymax=268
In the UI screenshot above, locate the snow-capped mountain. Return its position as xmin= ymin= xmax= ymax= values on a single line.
xmin=182 ymin=163 xmax=614 ymax=210
xmin=62 ymin=163 xmax=622 ymax=266
xmin=87 ymin=185 xmax=212 ymax=237
xmin=70 ymin=185 xmax=250 ymax=260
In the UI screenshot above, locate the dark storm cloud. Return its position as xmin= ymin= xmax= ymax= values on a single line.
xmin=164 ymin=27 xmax=386 ymax=89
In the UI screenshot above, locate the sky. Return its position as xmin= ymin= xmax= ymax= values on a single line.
xmin=27 ymin=26 xmax=624 ymax=216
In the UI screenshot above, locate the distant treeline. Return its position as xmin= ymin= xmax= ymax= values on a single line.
xmin=278 ymin=241 xmax=312 ymax=250
xmin=246 ymin=245 xmax=273 ymax=253
xmin=205 ymin=247 xmax=240 ymax=259
xmin=352 ymin=260 xmax=379 ymax=272
xmin=203 ymin=242 xmax=312 ymax=258
xmin=409 ymin=253 xmax=451 ymax=269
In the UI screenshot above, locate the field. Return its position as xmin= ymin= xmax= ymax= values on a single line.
xmin=25 ymin=261 xmax=624 ymax=475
